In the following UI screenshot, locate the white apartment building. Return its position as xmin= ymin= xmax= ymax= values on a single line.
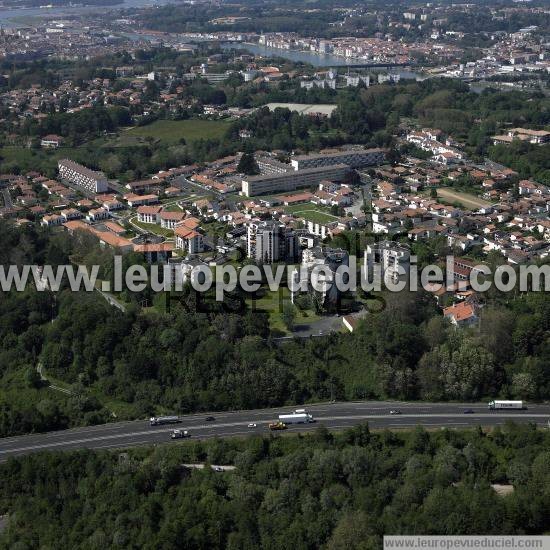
xmin=292 ymin=246 xmax=349 ymax=305
xmin=175 ymin=226 xmax=204 ymax=254
xmin=247 ymin=220 xmax=298 ymax=263
xmin=160 ymin=211 xmax=185 ymax=229
xmin=58 ymin=159 xmax=108 ymax=193
xmin=364 ymin=240 xmax=411 ymax=284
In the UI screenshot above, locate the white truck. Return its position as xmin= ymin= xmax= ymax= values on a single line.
xmin=171 ymin=429 xmax=190 ymax=439
xmin=278 ymin=411 xmax=315 ymax=424
xmin=488 ymin=400 xmax=525 ymax=410
xmin=150 ymin=415 xmax=181 ymax=426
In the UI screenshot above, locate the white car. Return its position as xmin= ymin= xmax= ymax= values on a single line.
xmin=247 ymin=423 xmax=257 ymax=428
xmin=171 ymin=429 xmax=190 ymax=439
xmin=389 ymin=410 xmax=402 ymax=415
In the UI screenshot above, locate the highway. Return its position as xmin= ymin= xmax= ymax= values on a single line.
xmin=2 ymin=188 xmax=13 ymax=208
xmin=1 ymin=401 xmax=549 ymax=461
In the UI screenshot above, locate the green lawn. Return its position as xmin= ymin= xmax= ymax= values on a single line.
xmin=284 ymin=203 xmax=339 ymax=224
xmin=124 ymin=119 xmax=231 ymax=145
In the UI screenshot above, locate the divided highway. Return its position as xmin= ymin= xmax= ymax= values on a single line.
xmin=1 ymin=401 xmax=549 ymax=461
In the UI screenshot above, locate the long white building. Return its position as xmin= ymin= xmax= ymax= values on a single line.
xmin=242 ymin=164 xmax=349 ymax=197
xmin=58 ymin=159 xmax=108 ymax=193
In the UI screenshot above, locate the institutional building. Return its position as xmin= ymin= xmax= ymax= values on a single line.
xmin=242 ymin=164 xmax=349 ymax=197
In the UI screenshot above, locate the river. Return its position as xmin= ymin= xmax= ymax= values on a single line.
xmin=221 ymin=42 xmax=423 ymax=79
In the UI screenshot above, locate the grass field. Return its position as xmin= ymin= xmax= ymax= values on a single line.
xmin=284 ymin=203 xmax=339 ymax=224
xmin=0 ymin=145 xmax=82 ymax=168
xmin=124 ymin=119 xmax=231 ymax=145
xmin=437 ymin=187 xmax=491 ymax=210
xmin=247 ymin=287 xmax=321 ymax=334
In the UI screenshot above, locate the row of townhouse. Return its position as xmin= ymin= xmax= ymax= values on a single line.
xmin=136 ymin=206 xmax=188 ymax=230
xmin=405 ymin=130 xmax=464 ymax=165
xmin=41 ymin=208 xmax=85 ymax=227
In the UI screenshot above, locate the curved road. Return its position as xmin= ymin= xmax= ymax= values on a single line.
xmin=1 ymin=401 xmax=549 ymax=461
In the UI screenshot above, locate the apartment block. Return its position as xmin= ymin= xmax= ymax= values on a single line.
xmin=293 ymin=246 xmax=349 ymax=305
xmin=364 ymin=240 xmax=411 ymax=284
xmin=137 ymin=205 xmax=162 ymax=224
xmin=247 ymin=221 xmax=298 ymax=263
xmin=58 ymin=159 xmax=108 ymax=193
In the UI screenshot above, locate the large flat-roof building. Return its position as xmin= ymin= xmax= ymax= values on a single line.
xmin=291 ymin=148 xmax=386 ymax=171
xmin=242 ymin=164 xmax=349 ymax=197
xmin=58 ymin=159 xmax=108 ymax=193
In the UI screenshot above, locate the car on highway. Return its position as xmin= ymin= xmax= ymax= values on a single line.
xmin=213 ymin=466 xmax=224 ymax=472
xmin=205 ymin=416 xmax=215 ymax=422
xmin=171 ymin=429 xmax=190 ymax=439
xmin=248 ymin=423 xmax=257 ymax=428
xmin=464 ymin=409 xmax=475 ymax=414
xmin=389 ymin=410 xmax=402 ymax=415
xmin=269 ymin=421 xmax=287 ymax=430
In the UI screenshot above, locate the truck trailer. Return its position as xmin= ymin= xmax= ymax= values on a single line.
xmin=278 ymin=413 xmax=314 ymax=424
xmin=488 ymin=400 xmax=525 ymax=410
xmin=150 ymin=415 xmax=181 ymax=426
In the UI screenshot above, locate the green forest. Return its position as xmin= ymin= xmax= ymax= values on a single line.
xmin=1 ymin=422 xmax=550 ymax=548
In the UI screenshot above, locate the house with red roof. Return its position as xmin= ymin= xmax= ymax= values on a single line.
xmin=137 ymin=205 xmax=162 ymax=224
xmin=443 ymin=301 xmax=478 ymax=327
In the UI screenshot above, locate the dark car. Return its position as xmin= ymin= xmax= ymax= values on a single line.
xmin=464 ymin=409 xmax=475 ymax=414
xmin=205 ymin=416 xmax=216 ymax=421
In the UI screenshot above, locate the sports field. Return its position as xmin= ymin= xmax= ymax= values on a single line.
xmin=284 ymin=203 xmax=339 ymax=223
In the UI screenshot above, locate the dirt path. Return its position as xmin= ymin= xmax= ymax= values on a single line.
xmin=437 ymin=188 xmax=491 ymax=210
